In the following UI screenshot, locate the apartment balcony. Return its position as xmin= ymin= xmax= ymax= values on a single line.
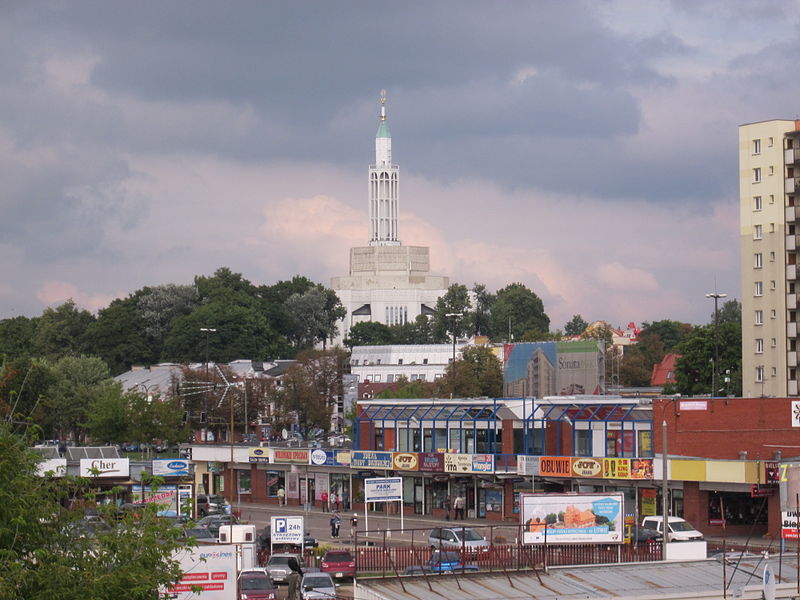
xmin=786 ymin=148 xmax=800 ymax=165
xmin=787 ymin=206 xmax=799 ymax=223
xmin=788 ymin=234 xmax=797 ymax=250
xmin=789 ymin=351 xmax=798 ymax=368
xmin=787 ymin=178 xmax=800 ymax=195
xmin=789 ymin=322 xmax=798 ymax=338
xmin=790 ymin=380 xmax=798 ymax=396
xmin=788 ymin=264 xmax=798 ymax=280
xmin=788 ymin=293 xmax=798 ymax=310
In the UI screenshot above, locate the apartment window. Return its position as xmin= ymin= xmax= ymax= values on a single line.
xmin=754 ymin=281 xmax=763 ymax=296
xmin=351 ymin=359 xmax=359 ymax=366
xmin=753 ymin=139 xmax=761 ymax=154
xmin=769 ymin=137 xmax=774 ymax=147
xmin=754 ymin=168 xmax=762 ymax=182
xmin=386 ymin=374 xmax=394 ymax=383
xmin=373 ymin=375 xmax=381 ymax=382
xmin=771 ymin=252 xmax=776 ymax=261
xmin=754 ymin=225 xmax=763 ymax=239
xmin=756 ymin=366 xmax=765 ymax=382
xmin=772 ymin=367 xmax=777 ymax=377
xmin=754 ymin=196 xmax=762 ymax=211
xmin=771 ymin=280 xmax=776 ymax=290
xmin=770 ymin=194 xmax=775 ymax=204
xmin=411 ymin=374 xmax=418 ymax=381
xmin=772 ymin=309 xmax=777 ymax=319
xmin=771 ymin=223 xmax=776 ymax=233
xmin=769 ymin=166 xmax=774 ymax=176
xmin=755 ymin=310 xmax=764 ymax=325
xmin=376 ymin=359 xmax=381 ymax=365
xmin=397 ymin=358 xmax=403 ymax=365
xmin=754 ymin=253 xmax=763 ymax=268
xmin=423 ymin=358 xmax=428 ymax=364
xmin=772 ymin=338 xmax=777 ymax=348
xmin=419 ymin=374 xmax=426 ymax=381
xmin=755 ymin=338 xmax=764 ymax=353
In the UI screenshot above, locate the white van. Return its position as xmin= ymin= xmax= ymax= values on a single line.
xmin=641 ymin=516 xmax=703 ymax=541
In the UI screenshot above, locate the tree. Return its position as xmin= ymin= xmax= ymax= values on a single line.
xmin=715 ymin=299 xmax=741 ymax=325
xmin=344 ymin=322 xmax=393 ymax=348
xmin=30 ymin=300 xmax=95 ymax=359
xmin=639 ymin=320 xmax=691 ymax=353
xmin=564 ymin=314 xmax=589 ymax=337
xmin=285 ymin=286 xmax=345 ymax=350
xmin=137 ymin=283 xmax=199 ymax=352
xmin=439 ymin=345 xmax=503 ymax=398
xmin=431 ymin=284 xmax=473 ymax=343
xmin=83 ymin=295 xmax=155 ymax=376
xmin=377 ymin=376 xmax=437 ymax=399
xmin=85 ymin=382 xmax=131 ymax=445
xmin=491 ymin=283 xmax=550 ymax=342
xmin=471 ymin=283 xmax=494 ymax=338
xmin=0 ymin=316 xmax=37 ymax=361
xmin=0 ymin=423 xmax=185 ymax=599
xmin=0 ymin=357 xmax=54 ymax=427
xmin=673 ymin=322 xmax=741 ymax=396
xmin=389 ymin=315 xmax=434 ymax=344
xmin=42 ymin=355 xmax=113 ymax=443
xmin=277 ymin=364 xmax=331 ymax=432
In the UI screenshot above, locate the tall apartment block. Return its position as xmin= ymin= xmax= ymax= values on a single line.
xmin=739 ymin=120 xmax=800 ymax=397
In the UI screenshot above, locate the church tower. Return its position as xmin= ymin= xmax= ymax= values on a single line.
xmin=369 ymin=90 xmax=400 ymax=246
xmin=331 ymin=91 xmax=449 ymax=345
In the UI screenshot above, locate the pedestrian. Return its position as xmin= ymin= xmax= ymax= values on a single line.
xmin=330 ymin=511 xmax=341 ymax=538
xmin=328 ymin=492 xmax=335 ymax=513
xmin=454 ymin=495 xmax=465 ymax=520
xmin=350 ymin=512 xmax=358 ymax=539
xmin=444 ymin=495 xmax=452 ymax=521
xmin=342 ymin=489 xmax=350 ymax=510
xmin=287 ymin=557 xmax=303 ymax=600
xmin=334 ymin=492 xmax=341 ymax=512
xmin=277 ymin=486 xmax=286 ymax=506
xmin=321 ymin=491 xmax=329 ymax=512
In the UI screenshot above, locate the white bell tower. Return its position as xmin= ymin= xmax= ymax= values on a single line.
xmin=368 ymin=89 xmax=400 ymax=246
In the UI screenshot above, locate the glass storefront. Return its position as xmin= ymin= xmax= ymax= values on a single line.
xmin=266 ymin=471 xmax=284 ymax=497
xmin=708 ymin=491 xmax=768 ymax=525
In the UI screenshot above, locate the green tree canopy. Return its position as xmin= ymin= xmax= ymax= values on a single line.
xmin=31 ymin=300 xmax=95 ymax=360
xmin=491 ymin=283 xmax=550 ymax=342
xmin=471 ymin=283 xmax=494 ymax=338
xmin=715 ymin=298 xmax=741 ymax=325
xmin=564 ymin=314 xmax=589 ymax=336
xmin=440 ymin=345 xmax=503 ymax=398
xmin=83 ymin=295 xmax=155 ymax=376
xmin=285 ymin=286 xmax=346 ymax=350
xmin=376 ymin=376 xmax=437 ymax=399
xmin=639 ymin=320 xmax=691 ymax=353
xmin=672 ymin=322 xmax=742 ymax=396
xmin=344 ymin=321 xmax=393 ymax=348
xmin=431 ymin=284 xmax=473 ymax=343
xmin=0 ymin=315 xmax=37 ymax=361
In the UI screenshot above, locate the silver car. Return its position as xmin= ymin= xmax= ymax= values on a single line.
xmin=301 ymin=572 xmax=336 ymax=600
xmin=428 ymin=527 xmax=490 ymax=554
xmin=265 ymin=553 xmax=303 ymax=584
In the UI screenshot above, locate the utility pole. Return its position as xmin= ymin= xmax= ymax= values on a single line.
xmin=705 ymin=292 xmax=726 ymax=396
xmin=445 ymin=313 xmax=463 ymax=398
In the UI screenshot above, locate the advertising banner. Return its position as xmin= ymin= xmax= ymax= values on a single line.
xmin=334 ymin=451 xmax=351 ymax=466
xmin=37 ymin=458 xmax=66 ymax=477
xmin=641 ymin=489 xmax=657 ymax=516
xmin=364 ymin=477 xmax=403 ymax=502
xmin=418 ymin=453 xmax=444 ymax=472
xmin=539 ymin=456 xmax=573 ymax=477
xmin=444 ymin=453 xmax=495 ymax=474
xmin=166 ymin=545 xmax=238 ymax=599
xmin=309 ymin=449 xmax=336 ymax=466
xmin=503 ymin=340 xmax=603 ymax=397
xmin=571 ymin=457 xmax=603 ymax=478
xmin=272 ymin=449 xmax=309 ymax=464
xmin=79 ymin=458 xmax=130 ymax=478
xmin=153 ymin=459 xmax=190 ymax=477
xmin=132 ymin=484 xmax=178 ymax=514
xmin=782 ymin=511 xmax=800 ymax=539
xmin=538 ymin=456 xmax=653 ymax=480
xmin=351 ymin=450 xmax=393 ymax=469
xmin=248 ymin=447 xmax=272 ymax=464
xmin=270 ymin=515 xmax=305 ymax=545
xmin=520 ymin=492 xmax=624 ymax=544
xmin=779 ymin=462 xmax=800 ymax=511
xmin=392 ymin=452 xmax=419 ymax=471
xmin=286 ymin=472 xmax=300 ymax=500
xmin=517 ymin=455 xmax=540 ymax=476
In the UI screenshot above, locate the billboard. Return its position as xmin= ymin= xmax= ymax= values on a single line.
xmin=153 ymin=458 xmax=190 ymax=477
xmin=520 ymin=493 xmax=624 ymax=544
xmin=167 ymin=545 xmax=238 ymax=599
xmin=503 ymin=340 xmax=604 ymax=397
xmin=364 ymin=477 xmax=403 ymax=502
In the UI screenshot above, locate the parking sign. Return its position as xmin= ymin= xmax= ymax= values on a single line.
xmin=270 ymin=515 xmax=304 ymax=547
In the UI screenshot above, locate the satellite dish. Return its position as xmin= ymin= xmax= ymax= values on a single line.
xmin=281 ymin=429 xmax=289 ymax=440
xmin=763 ymin=563 xmax=776 ymax=600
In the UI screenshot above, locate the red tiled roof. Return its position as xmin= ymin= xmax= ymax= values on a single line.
xmin=651 ymin=353 xmax=680 ymax=386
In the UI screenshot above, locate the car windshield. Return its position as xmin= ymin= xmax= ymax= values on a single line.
xmin=455 ymin=529 xmax=483 ymax=541
xmin=670 ymin=522 xmax=696 ymax=532
xmin=304 ymin=576 xmax=332 ymax=588
xmin=240 ymin=576 xmax=272 ymax=590
xmin=268 ymin=556 xmax=292 ymax=565
xmin=325 ymin=552 xmax=352 ymax=562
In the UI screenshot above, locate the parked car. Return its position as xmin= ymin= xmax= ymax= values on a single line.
xmin=237 ymin=568 xmax=276 ymax=600
xmin=196 ymin=513 xmax=238 ymax=536
xmin=403 ymin=551 xmax=480 ymax=575
xmin=265 ymin=553 xmax=303 ymax=585
xmin=628 ymin=525 xmax=663 ymax=544
xmin=428 ymin=527 xmax=490 ymax=554
xmin=320 ymin=549 xmax=355 ymax=581
xmin=641 ymin=516 xmax=703 ymax=542
xmin=196 ymin=494 xmax=228 ymax=517
xmin=257 ymin=526 xmax=317 ymax=551
xmin=300 ymin=572 xmax=336 ymax=600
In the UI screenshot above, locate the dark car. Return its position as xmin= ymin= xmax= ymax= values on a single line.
xmin=403 ymin=551 xmax=479 ymax=575
xmin=629 ymin=525 xmax=663 ymax=544
xmin=237 ymin=569 xmax=276 ymax=600
xmin=196 ymin=513 xmax=238 ymax=536
xmin=257 ymin=526 xmax=317 ymax=551
xmin=320 ymin=549 xmax=355 ymax=581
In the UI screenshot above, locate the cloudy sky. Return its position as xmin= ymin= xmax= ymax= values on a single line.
xmin=3 ymin=0 xmax=799 ymax=330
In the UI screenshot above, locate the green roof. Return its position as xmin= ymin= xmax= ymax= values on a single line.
xmin=376 ymin=121 xmax=391 ymax=138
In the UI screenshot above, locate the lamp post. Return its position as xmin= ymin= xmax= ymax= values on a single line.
xmin=200 ymin=328 xmax=216 ymax=443
xmin=705 ymin=293 xmax=726 ymax=397
xmin=445 ymin=313 xmax=463 ymax=398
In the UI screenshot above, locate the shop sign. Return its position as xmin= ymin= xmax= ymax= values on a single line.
xmin=517 ymin=455 xmax=539 ymax=476
xmin=309 ymin=449 xmax=336 ymax=466
xmin=418 ymin=452 xmax=444 ymax=472
xmin=539 ymin=456 xmax=572 ymax=477
xmin=248 ymin=448 xmax=271 ymax=464
xmin=443 ymin=453 xmax=495 ymax=474
xmin=765 ymin=461 xmax=780 ymax=483
xmin=153 ymin=459 xmax=190 ymax=476
xmin=208 ymin=461 xmax=223 ymax=473
xmin=364 ymin=477 xmax=402 ymax=502
xmin=37 ymin=458 xmax=67 ymax=477
xmin=792 ymin=401 xmax=800 ymax=427
xmin=680 ymin=400 xmax=708 ymax=411
xmin=629 ymin=459 xmax=654 ymax=479
xmin=392 ymin=452 xmax=419 ymax=471
xmin=641 ymin=489 xmax=657 ymax=516
xmin=334 ymin=451 xmax=351 ymax=466
xmin=273 ymin=449 xmax=309 ymax=464
xmin=602 ymin=458 xmax=630 ymax=479
xmin=572 ymin=458 xmax=602 ymax=478
xmin=472 ymin=454 xmax=494 ymax=473
xmin=133 ymin=484 xmax=178 ymax=511
xmin=751 ymin=484 xmax=774 ymax=498
xmin=350 ymin=450 xmax=393 ymax=469
xmin=79 ymin=458 xmax=130 ymax=478
xmin=779 ymin=462 xmax=800 ymax=511
xmin=781 ymin=511 xmax=800 ymax=539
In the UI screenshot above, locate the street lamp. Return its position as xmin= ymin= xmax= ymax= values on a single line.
xmin=705 ymin=293 xmax=727 ymax=397
xmin=445 ymin=313 xmax=463 ymax=398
